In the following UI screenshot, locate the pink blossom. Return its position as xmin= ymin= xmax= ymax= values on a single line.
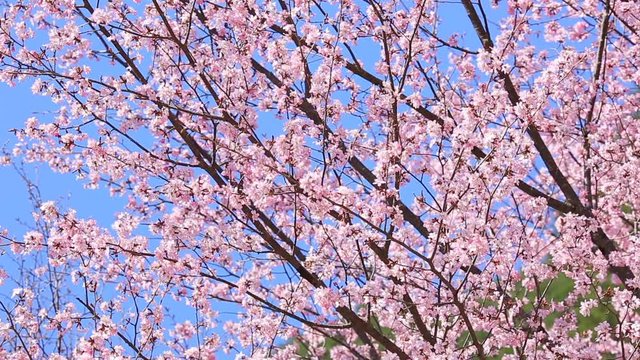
xmin=0 ymin=0 xmax=639 ymax=358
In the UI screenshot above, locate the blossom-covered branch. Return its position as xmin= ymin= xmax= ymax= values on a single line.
xmin=1 ymin=0 xmax=640 ymax=358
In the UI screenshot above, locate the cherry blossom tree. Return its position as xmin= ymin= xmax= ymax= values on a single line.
xmin=1 ymin=0 xmax=639 ymax=358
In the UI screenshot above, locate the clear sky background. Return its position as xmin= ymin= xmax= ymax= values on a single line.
xmin=0 ymin=2 xmax=508 ymax=357
xmin=0 ymin=81 xmax=126 ymax=235
xmin=0 ymin=1 xmax=486 ymax=237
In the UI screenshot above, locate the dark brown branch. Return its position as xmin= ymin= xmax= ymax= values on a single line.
xmin=75 ymin=298 xmax=150 ymax=360
xmin=460 ymin=0 xmax=639 ymax=295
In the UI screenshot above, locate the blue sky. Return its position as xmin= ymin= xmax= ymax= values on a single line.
xmin=0 ymin=1 xmax=517 ymax=357
xmin=0 ymin=81 xmax=126 ymax=233
xmin=0 ymin=0 xmax=489 ymax=235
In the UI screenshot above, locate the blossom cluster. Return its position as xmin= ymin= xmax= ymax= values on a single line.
xmin=0 ymin=0 xmax=639 ymax=358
